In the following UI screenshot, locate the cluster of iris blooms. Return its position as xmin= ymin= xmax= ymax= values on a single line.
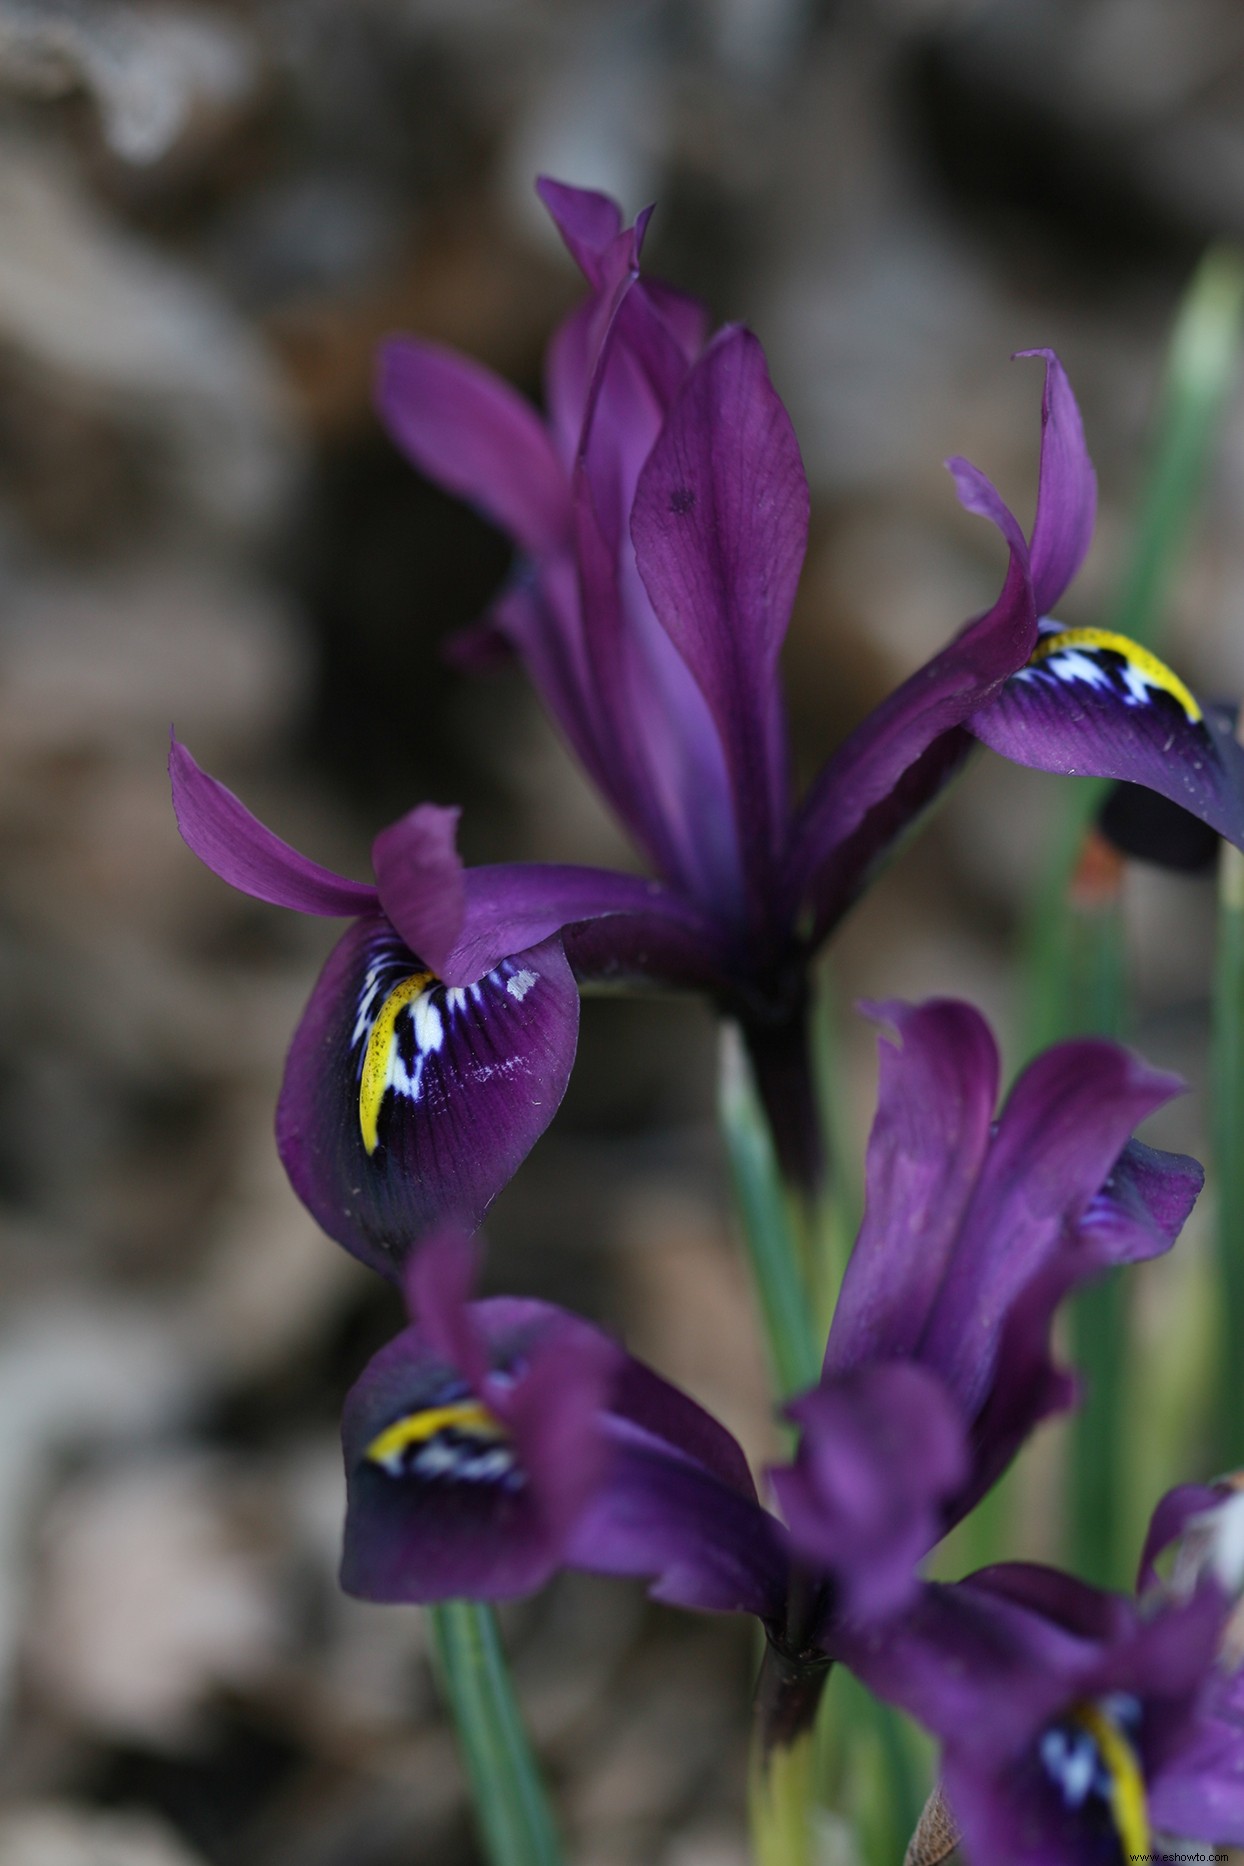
xmin=173 ymin=180 xmax=1244 ymax=1863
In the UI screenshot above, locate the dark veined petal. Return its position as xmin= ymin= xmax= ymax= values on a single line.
xmin=825 ymin=1001 xmax=999 ymax=1374
xmin=969 ymin=627 xmax=1244 ymax=847
xmin=771 ymin=1362 xmax=968 ymax=1627
xmin=932 ymin=1574 xmax=1229 ymax=1866
xmin=277 ymin=916 xmax=579 ymax=1279
xmin=170 ymin=737 xmax=378 ymax=917
xmin=376 ymin=337 xmax=568 ymax=556
xmin=632 ymin=326 xmax=807 ymax=905
xmin=341 ymin=1294 xmax=619 ymax=1602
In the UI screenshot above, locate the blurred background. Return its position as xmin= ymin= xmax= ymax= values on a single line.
xmin=4 ymin=2 xmax=1244 ymax=1862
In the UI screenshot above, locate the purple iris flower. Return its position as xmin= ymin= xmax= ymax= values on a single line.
xmin=340 ymin=1003 xmax=1204 ymax=1745
xmin=172 ymin=177 xmax=1239 ymax=1267
xmin=777 ymin=998 xmax=1204 ymax=1572
xmin=842 ymin=1513 xmax=1244 ymax=1865
xmin=170 ymin=740 xmax=728 ymax=1279
xmin=377 ymin=181 xmax=1244 ymax=1165
xmin=755 ymin=998 xmax=1202 ymax=1731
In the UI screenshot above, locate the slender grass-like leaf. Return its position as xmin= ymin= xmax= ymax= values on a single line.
xmin=719 ymin=1025 xmax=821 ymax=1399
xmin=430 ymin=1601 xmax=563 ymax=1866
xmin=1214 ymin=832 xmax=1244 ymax=1470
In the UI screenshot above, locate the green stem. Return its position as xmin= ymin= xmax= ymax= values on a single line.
xmin=1061 ymin=836 xmax=1130 ymax=1585
xmin=1213 ymin=836 xmax=1244 ymax=1471
xmin=429 ymin=1601 xmax=563 ymax=1866
xmin=749 ymin=1718 xmax=817 ymax=1866
xmin=718 ymin=1024 xmax=821 ymax=1400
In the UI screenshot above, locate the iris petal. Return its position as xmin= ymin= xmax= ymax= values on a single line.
xmin=970 ymin=627 xmax=1244 ymax=847
xmin=277 ymin=916 xmax=579 ymax=1279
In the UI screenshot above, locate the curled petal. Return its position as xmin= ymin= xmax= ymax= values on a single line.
xmin=969 ymin=627 xmax=1244 ymax=848
xmin=277 ymin=917 xmax=579 ymax=1279
xmin=377 ymin=338 xmax=567 ymax=555
xmin=1078 ymin=1139 xmax=1203 ymax=1267
xmin=947 ymin=455 xmax=1030 ymax=560
xmin=170 ymin=737 xmax=377 ymax=917
xmin=1136 ymin=1484 xmax=1229 ymax=1596
xmin=341 ymin=1262 xmax=781 ymax=1614
xmin=1018 ymin=348 xmax=1097 ymax=617
xmin=772 ymin=1363 xmax=969 ymax=1626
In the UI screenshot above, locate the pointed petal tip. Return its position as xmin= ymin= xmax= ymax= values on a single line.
xmin=169 ymin=736 xmax=378 ymax=918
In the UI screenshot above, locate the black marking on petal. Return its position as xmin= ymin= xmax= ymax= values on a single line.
xmin=1017 ymin=629 xmax=1205 ymax=728
xmin=349 ymin=936 xmax=542 ymax=1158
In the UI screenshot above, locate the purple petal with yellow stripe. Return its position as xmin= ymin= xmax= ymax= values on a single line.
xmin=970 ymin=626 xmax=1244 ymax=847
xmin=341 ymin=1230 xmax=788 ymax=1612
xmin=277 ymin=916 xmax=579 ymax=1279
xmin=842 ymin=1566 xmax=1237 ymax=1866
xmin=341 ymin=1290 xmax=618 ymax=1601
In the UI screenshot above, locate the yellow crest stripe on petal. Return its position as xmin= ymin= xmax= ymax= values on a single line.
xmin=359 ymin=970 xmax=435 ymax=1155
xmin=1073 ymin=1701 xmax=1151 ymax=1859
xmin=365 ymin=1401 xmax=507 ymax=1469
xmin=1031 ymin=627 xmax=1203 ymax=723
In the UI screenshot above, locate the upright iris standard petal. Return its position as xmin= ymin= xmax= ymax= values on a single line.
xmin=969 ymin=624 xmax=1244 ymax=847
xmin=631 ymin=326 xmax=808 ymax=904
xmin=1019 ymin=347 xmax=1098 ymax=616
xmin=277 ymin=917 xmax=580 ymax=1281
xmin=825 ymin=1000 xmax=999 ymax=1372
xmin=170 ymin=737 xmax=378 ymax=917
